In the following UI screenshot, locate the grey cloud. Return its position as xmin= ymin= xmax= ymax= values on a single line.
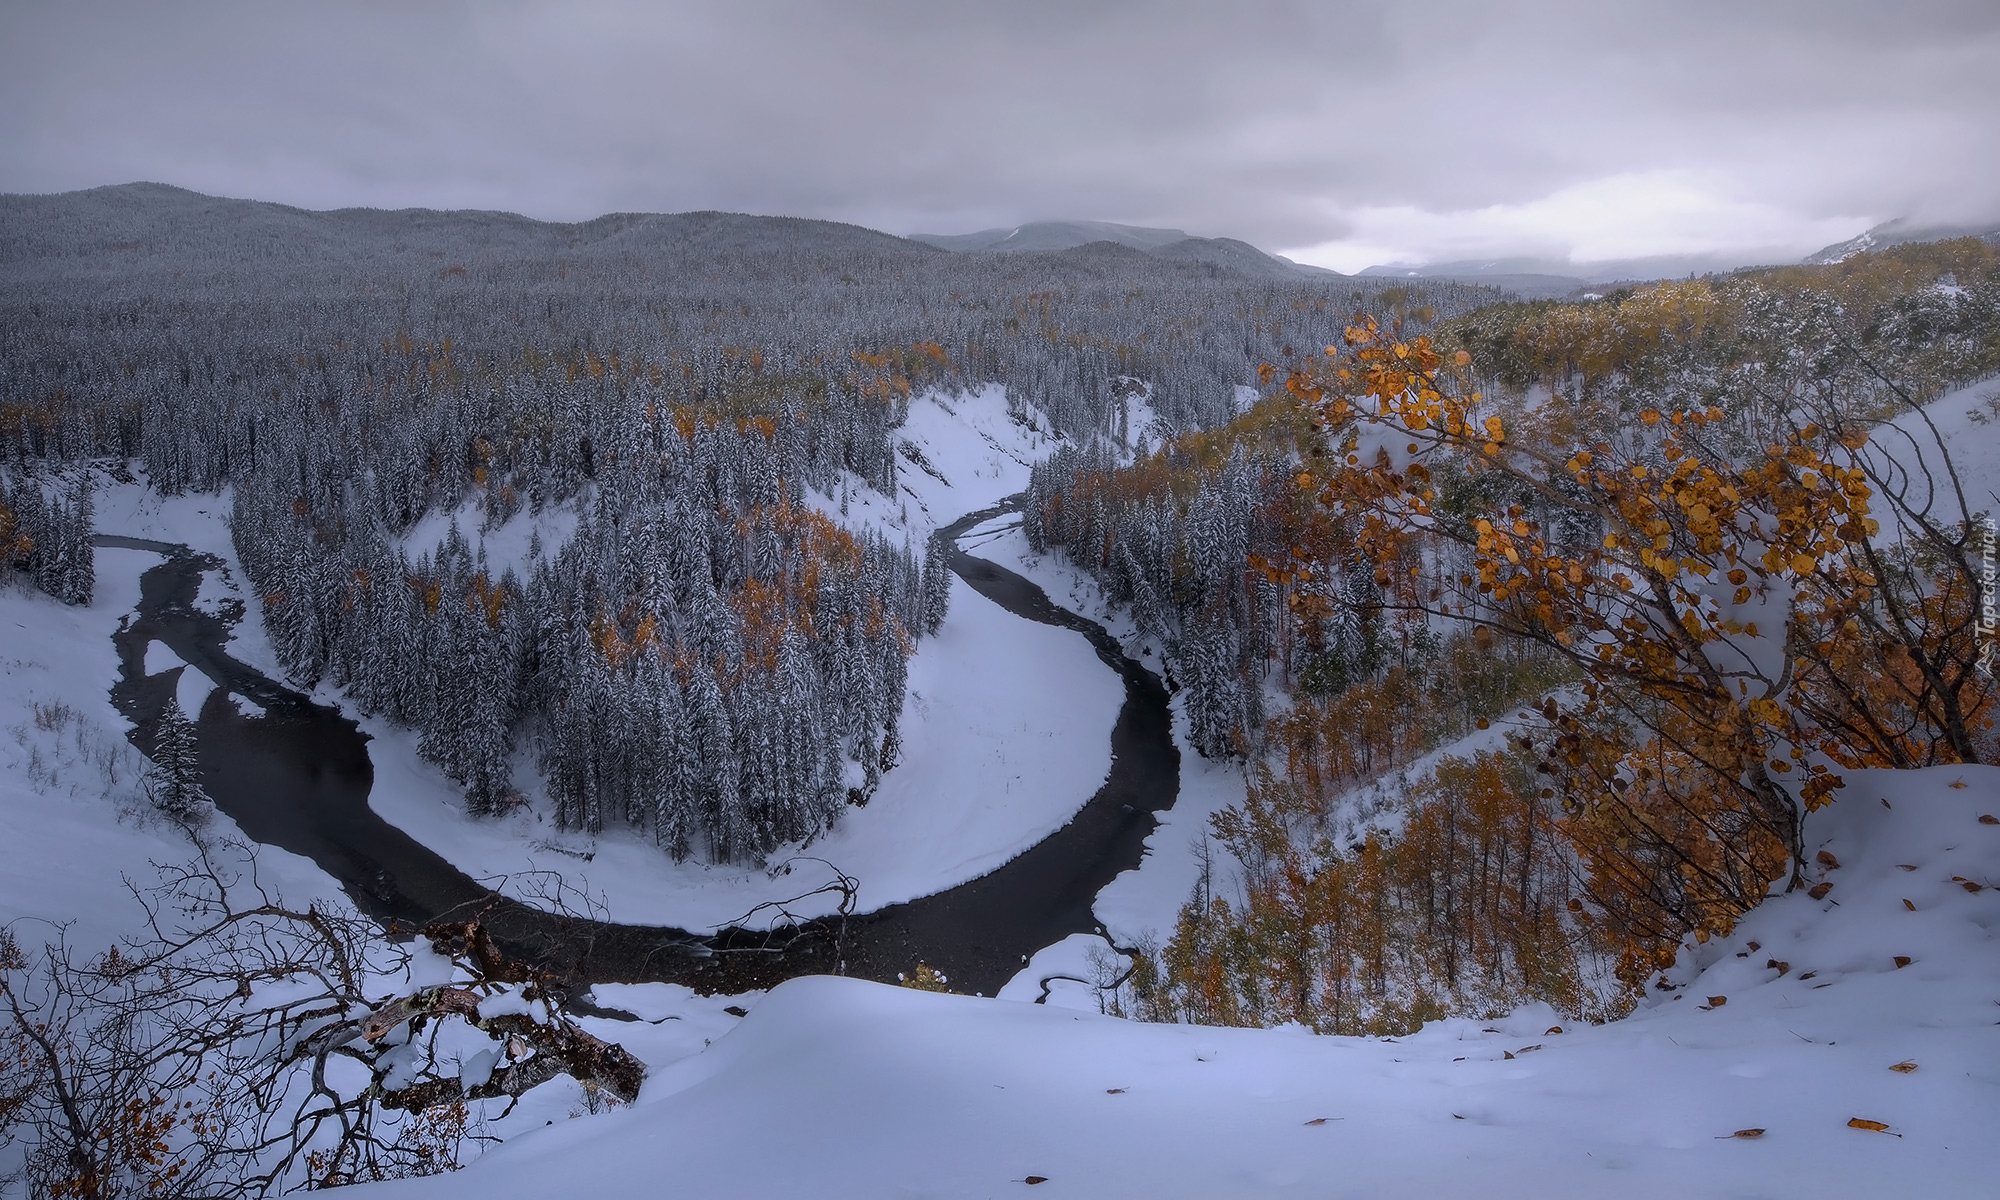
xmin=1 ymin=0 xmax=1994 ymax=262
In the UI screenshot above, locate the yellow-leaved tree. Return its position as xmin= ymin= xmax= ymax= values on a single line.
xmin=1274 ymin=315 xmax=1990 ymax=975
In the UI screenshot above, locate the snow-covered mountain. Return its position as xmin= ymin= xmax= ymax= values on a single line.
xmin=1804 ymin=216 xmax=2000 ymax=265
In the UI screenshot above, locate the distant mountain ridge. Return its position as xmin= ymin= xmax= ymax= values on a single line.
xmin=0 ymin=181 xmax=933 ymax=277
xmin=0 ymin=185 xmax=1370 ymax=293
xmin=908 ymin=219 xmax=1341 ymax=281
xmin=1804 ymin=217 xmax=2000 ymax=264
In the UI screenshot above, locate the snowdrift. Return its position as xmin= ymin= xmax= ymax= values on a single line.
xmin=367 ymin=766 xmax=2000 ymax=1199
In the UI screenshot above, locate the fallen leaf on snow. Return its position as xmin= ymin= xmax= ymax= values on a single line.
xmin=1889 ymin=1061 xmax=1918 ymax=1073
xmin=1707 ymin=996 xmax=1728 ymax=1007
xmin=1847 ymin=1118 xmax=1898 ymax=1135
xmin=1720 ymin=1128 xmax=1766 ymax=1139
xmin=1893 ymin=956 xmax=1913 ymax=968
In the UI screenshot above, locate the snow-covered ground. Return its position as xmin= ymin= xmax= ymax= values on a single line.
xmin=17 ymin=376 xmax=1997 ymax=1196
xmin=971 ymin=518 xmax=1252 ymax=982
xmin=359 ymin=558 xmax=1122 ymax=930
xmin=365 ymin=767 xmax=2000 ymax=1200
xmin=1885 ymin=375 xmax=2000 ymax=526
xmin=0 ymin=490 xmax=336 ymax=953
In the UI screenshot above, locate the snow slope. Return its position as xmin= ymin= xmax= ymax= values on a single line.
xmin=1887 ymin=375 xmax=2000 ymax=525
xmin=0 ymin=490 xmax=337 ymax=953
xmin=365 ymin=766 xmax=2000 ymax=1199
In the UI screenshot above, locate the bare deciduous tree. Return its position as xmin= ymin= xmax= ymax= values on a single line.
xmin=0 ymin=840 xmax=642 ymax=1197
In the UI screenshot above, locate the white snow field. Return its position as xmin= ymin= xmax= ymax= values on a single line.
xmin=362 ymin=767 xmax=2000 ymax=1200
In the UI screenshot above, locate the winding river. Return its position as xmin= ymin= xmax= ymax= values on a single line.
xmin=98 ymin=497 xmax=1179 ymax=999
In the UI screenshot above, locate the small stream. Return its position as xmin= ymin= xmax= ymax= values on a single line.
xmin=98 ymin=498 xmax=1179 ymax=998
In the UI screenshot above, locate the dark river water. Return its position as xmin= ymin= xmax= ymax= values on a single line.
xmin=97 ymin=498 xmax=1179 ymax=998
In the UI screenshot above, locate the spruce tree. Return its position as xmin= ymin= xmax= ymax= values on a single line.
xmin=147 ymin=695 xmax=209 ymax=821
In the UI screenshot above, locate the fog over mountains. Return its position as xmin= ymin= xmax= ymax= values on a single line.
xmin=1353 ymin=218 xmax=2000 ymax=300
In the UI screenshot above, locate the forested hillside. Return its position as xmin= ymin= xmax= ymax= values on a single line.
xmin=1025 ymin=238 xmax=2000 ymax=1029
xmin=0 ymin=183 xmax=1494 ymax=865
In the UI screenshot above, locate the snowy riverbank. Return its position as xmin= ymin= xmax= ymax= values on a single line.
xmin=368 ymin=767 xmax=2000 ymax=1199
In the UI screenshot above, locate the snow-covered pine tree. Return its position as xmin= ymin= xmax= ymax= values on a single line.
xmin=146 ymin=695 xmax=209 ymax=821
xmin=919 ymin=538 xmax=952 ymax=636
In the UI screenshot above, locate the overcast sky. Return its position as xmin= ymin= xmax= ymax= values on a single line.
xmin=3 ymin=0 xmax=1995 ymax=271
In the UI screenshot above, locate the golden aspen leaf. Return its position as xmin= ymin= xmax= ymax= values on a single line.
xmin=1902 ymin=899 xmax=1916 ymax=911
xmin=1453 ymin=349 xmax=1471 ymax=366
xmin=1724 ymin=1129 xmax=1766 ymax=1139
xmin=1947 ymin=779 xmax=1968 ymax=789
xmin=1640 ymin=409 xmax=1661 ymax=426
xmin=1846 ymin=1118 xmax=1894 ymax=1133
xmin=1545 ymin=1026 xmax=1564 ymax=1035
xmin=1706 ymin=995 xmax=1727 ymax=1007
xmin=1817 ymin=850 xmax=1840 ymax=868
xmin=1889 ymin=1062 xmax=1918 ymax=1073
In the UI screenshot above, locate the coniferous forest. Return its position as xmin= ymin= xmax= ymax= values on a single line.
xmin=0 ymin=184 xmax=1493 ymax=864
